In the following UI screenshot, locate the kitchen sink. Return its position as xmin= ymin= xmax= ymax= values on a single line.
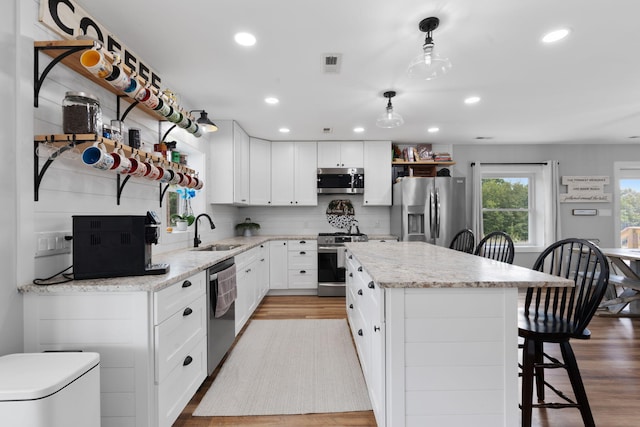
xmin=193 ymin=244 xmax=242 ymax=252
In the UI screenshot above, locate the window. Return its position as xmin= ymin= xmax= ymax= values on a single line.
xmin=481 ymin=176 xmax=532 ymax=244
xmin=474 ymin=163 xmax=555 ymax=251
xmin=614 ymin=162 xmax=640 ymax=248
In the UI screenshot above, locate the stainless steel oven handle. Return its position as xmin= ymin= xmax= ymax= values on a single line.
xmin=318 ymin=246 xmax=340 ymax=253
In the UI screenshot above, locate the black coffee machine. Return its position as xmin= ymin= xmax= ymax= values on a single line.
xmin=72 ymin=211 xmax=170 ymax=280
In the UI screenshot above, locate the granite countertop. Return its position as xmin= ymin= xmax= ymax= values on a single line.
xmin=19 ymin=235 xmax=316 ymax=294
xmin=344 ymin=241 xmax=573 ymax=289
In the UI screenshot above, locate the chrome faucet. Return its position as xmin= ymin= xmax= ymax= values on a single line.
xmin=194 ymin=213 xmax=216 ymax=247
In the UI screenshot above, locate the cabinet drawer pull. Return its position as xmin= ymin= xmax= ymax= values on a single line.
xmin=368 ymin=282 xmax=375 ymax=289
xmin=183 ymin=355 xmax=193 ymax=366
xmin=349 ymin=304 xmax=354 ymax=309
xmin=182 ymin=280 xmax=192 ymax=288
xmin=299 ymin=240 xmax=306 ymax=244
xmin=358 ymin=266 xmax=363 ymax=272
xmin=300 ymin=270 xmax=306 ymax=274
xmin=300 ymin=251 xmax=306 ymax=255
xmin=374 ymin=325 xmax=380 ymax=332
xmin=358 ymin=289 xmax=363 ymax=296
xmin=357 ymin=329 xmax=363 ymax=336
xmin=183 ymin=307 xmax=193 ymax=316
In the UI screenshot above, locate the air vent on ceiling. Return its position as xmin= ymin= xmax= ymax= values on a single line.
xmin=322 ymin=53 xmax=342 ymax=73
xmin=323 ymin=127 xmax=333 ymax=134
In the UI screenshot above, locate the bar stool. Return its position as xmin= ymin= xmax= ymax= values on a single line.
xmin=519 ymin=238 xmax=609 ymax=427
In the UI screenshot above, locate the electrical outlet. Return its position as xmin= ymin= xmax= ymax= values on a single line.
xmin=35 ymin=231 xmax=72 ymax=257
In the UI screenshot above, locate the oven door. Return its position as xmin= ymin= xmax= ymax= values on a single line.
xmin=317 ymin=246 xmax=346 ymax=296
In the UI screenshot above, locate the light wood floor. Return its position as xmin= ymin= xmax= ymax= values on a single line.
xmin=174 ymin=295 xmax=640 ymax=427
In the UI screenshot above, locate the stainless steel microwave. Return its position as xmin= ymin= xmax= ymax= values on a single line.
xmin=317 ymin=167 xmax=364 ymax=194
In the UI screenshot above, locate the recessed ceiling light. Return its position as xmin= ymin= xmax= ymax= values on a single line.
xmin=279 ymin=127 xmax=290 ymax=133
xmin=464 ymin=96 xmax=481 ymax=105
xmin=353 ymin=127 xmax=365 ymax=133
xmin=542 ymin=28 xmax=570 ymax=43
xmin=265 ymin=97 xmax=279 ymax=105
xmin=427 ymin=127 xmax=439 ymax=133
xmin=234 ymin=32 xmax=256 ymax=46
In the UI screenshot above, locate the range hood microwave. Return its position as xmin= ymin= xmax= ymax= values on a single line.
xmin=317 ymin=167 xmax=364 ymax=194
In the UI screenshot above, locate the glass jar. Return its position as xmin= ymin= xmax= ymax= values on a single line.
xmin=62 ymin=91 xmax=102 ymax=134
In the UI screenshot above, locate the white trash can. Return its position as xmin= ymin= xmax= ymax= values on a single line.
xmin=0 ymin=352 xmax=100 ymax=427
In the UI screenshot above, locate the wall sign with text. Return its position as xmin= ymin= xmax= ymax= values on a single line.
xmin=560 ymin=176 xmax=611 ymax=203
xmin=39 ymin=0 xmax=162 ymax=89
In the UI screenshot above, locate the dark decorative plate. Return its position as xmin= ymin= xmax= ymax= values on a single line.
xmin=326 ymin=199 xmax=355 ymax=229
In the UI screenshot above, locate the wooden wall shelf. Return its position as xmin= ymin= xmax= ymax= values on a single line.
xmin=391 ymin=160 xmax=455 ymax=178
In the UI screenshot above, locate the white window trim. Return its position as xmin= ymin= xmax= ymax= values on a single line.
xmin=613 ymin=161 xmax=640 ymax=248
xmin=477 ymin=164 xmax=549 ymax=252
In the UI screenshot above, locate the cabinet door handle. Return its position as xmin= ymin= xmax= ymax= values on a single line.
xmin=358 ymin=266 xmax=363 ymax=272
xmin=182 ymin=280 xmax=192 ymax=288
xmin=349 ymin=304 xmax=354 ymax=309
xmin=357 ymin=329 xmax=363 ymax=336
xmin=374 ymin=325 xmax=380 ymax=332
xmin=368 ymin=281 xmax=375 ymax=289
xmin=358 ymin=289 xmax=363 ymax=296
xmin=300 ymin=251 xmax=306 ymax=255
xmin=348 ymin=255 xmax=353 ymax=259
xmin=183 ymin=307 xmax=193 ymax=316
xmin=183 ymin=355 xmax=193 ymax=366
xmin=349 ymin=273 xmax=353 ymax=277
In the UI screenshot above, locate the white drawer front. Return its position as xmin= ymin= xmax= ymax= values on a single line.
xmin=288 ymin=250 xmax=317 ymax=269
xmin=288 ymin=239 xmax=317 ymax=251
xmin=154 ymin=272 xmax=206 ymax=325
xmin=287 ymin=269 xmax=318 ymax=289
xmin=155 ymin=295 xmax=206 ymax=382
xmin=156 ymin=337 xmax=206 ymax=427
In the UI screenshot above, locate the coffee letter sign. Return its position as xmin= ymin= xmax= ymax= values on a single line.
xmin=39 ymin=0 xmax=162 ymax=89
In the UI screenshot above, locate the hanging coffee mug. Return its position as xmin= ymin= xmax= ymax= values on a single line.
xmin=144 ymin=161 xmax=161 ymax=180
xmin=110 ymin=146 xmax=131 ymax=174
xmin=194 ymin=176 xmax=204 ymax=190
xmin=159 ymin=167 xmax=175 ymax=184
xmin=82 ymin=141 xmax=114 ymax=170
xmin=169 ymin=170 xmax=182 ymax=185
xmin=127 ymin=153 xmax=148 ymax=177
xmin=80 ymin=49 xmax=113 ymax=79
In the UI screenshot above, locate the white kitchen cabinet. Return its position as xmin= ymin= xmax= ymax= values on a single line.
xmin=317 ymin=141 xmax=363 ymax=168
xmin=235 ymin=247 xmax=266 ymax=335
xmin=363 ymin=140 xmax=392 ymax=206
xmin=269 ymin=240 xmax=289 ymax=289
xmin=287 ymin=239 xmax=317 ymax=289
xmin=249 ymin=137 xmax=271 ymax=205
xmin=271 ymin=141 xmax=318 ymax=206
xmin=256 ymin=243 xmax=270 ymax=299
xmin=208 ymin=120 xmax=250 ymax=205
xmin=346 ymin=252 xmax=385 ymax=425
xmin=23 ymin=271 xmax=207 ymax=427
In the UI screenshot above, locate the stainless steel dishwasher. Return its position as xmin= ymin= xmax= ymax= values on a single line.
xmin=206 ymin=257 xmax=236 ymax=375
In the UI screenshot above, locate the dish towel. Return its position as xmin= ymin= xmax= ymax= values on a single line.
xmin=215 ymin=264 xmax=237 ymax=318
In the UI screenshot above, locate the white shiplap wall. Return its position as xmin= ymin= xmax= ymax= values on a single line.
xmin=25 ymin=0 xmax=237 ymax=280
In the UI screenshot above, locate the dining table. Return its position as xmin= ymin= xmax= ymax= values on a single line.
xmin=598 ymin=247 xmax=640 ymax=317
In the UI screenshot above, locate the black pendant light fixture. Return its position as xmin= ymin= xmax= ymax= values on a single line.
xmin=193 ymin=110 xmax=218 ymax=132
xmin=407 ymin=16 xmax=452 ymax=80
xmin=376 ymin=91 xmax=404 ymax=128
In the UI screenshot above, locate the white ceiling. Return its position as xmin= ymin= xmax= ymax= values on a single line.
xmin=77 ymin=0 xmax=640 ymax=145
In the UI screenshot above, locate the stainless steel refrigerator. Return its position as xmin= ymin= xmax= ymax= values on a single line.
xmin=391 ymin=177 xmax=467 ymax=246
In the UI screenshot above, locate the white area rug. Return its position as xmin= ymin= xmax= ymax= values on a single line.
xmin=193 ymin=319 xmax=372 ymax=416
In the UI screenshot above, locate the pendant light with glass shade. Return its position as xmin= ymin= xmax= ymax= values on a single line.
xmin=376 ymin=91 xmax=404 ymax=128
xmin=407 ymin=17 xmax=451 ymax=80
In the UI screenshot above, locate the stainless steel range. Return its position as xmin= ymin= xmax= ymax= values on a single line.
xmin=317 ymin=232 xmax=368 ymax=297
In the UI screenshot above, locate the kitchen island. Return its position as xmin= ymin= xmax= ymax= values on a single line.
xmin=344 ymin=241 xmax=572 ymax=427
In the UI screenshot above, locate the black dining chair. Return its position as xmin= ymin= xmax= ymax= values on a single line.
xmin=519 ymin=238 xmax=610 ymax=427
xmin=449 ymin=229 xmax=475 ymax=254
xmin=474 ymin=231 xmax=515 ymax=264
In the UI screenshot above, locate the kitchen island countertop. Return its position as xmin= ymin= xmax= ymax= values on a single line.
xmin=344 ymin=241 xmax=572 ymax=289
